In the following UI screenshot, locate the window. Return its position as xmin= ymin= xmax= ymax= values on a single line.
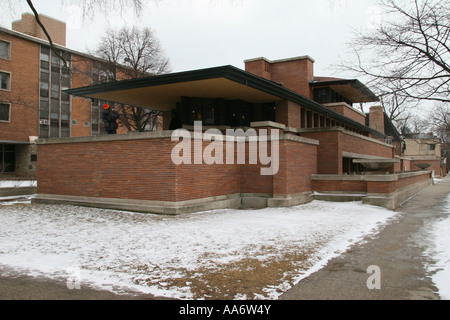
xmin=39 ymin=45 xmax=72 ymax=138
xmin=0 ymin=103 xmax=10 ymax=122
xmin=428 ymin=144 xmax=436 ymax=151
xmin=1 ymin=72 xmax=11 ymax=90
xmin=0 ymin=40 xmax=10 ymax=60
xmin=0 ymin=144 xmax=15 ymax=173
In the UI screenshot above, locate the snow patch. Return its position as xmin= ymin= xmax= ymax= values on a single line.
xmin=0 ymin=200 xmax=398 ymax=299
xmin=422 ymin=194 xmax=450 ymax=300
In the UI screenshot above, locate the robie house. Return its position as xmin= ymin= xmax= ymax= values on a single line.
xmin=33 ymin=56 xmax=434 ymax=214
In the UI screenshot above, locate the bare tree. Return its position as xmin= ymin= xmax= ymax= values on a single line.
xmin=93 ymin=26 xmax=171 ymax=132
xmin=428 ymin=103 xmax=450 ymax=142
xmin=396 ymin=111 xmax=429 ymax=136
xmin=116 ymin=26 xmax=171 ymax=78
xmin=3 ymin=0 xmax=153 ymax=66
xmin=341 ymin=0 xmax=450 ymax=107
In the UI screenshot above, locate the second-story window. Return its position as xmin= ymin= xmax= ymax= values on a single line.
xmin=0 ymin=40 xmax=10 ymax=60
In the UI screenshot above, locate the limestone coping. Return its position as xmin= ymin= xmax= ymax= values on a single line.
xmin=36 ymin=129 xmax=320 ymax=146
xmin=299 ymin=126 xmax=394 ymax=148
xmin=311 ymin=170 xmax=431 ymax=182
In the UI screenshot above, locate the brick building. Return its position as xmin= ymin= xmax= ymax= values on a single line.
xmin=402 ymin=133 xmax=443 ymax=176
xmin=0 ymin=13 xmax=134 ymax=178
xmin=34 ymin=56 xmax=433 ymax=213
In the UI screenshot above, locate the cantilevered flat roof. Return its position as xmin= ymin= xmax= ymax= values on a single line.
xmin=65 ymin=65 xmax=385 ymax=137
xmin=66 ymin=67 xmax=281 ymax=110
xmin=311 ymin=78 xmax=379 ymax=103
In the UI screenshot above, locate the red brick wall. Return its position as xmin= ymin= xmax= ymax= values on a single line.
xmin=301 ymin=130 xmax=340 ymax=174
xmin=325 ymin=104 xmax=366 ymax=126
xmin=270 ymin=59 xmax=314 ymax=99
xmin=71 ymin=55 xmax=93 ymax=137
xmin=38 ymin=138 xmax=178 ymax=201
xmin=276 ymin=100 xmax=301 ymax=128
xmin=312 ymin=171 xmax=431 ymax=195
xmin=37 ymin=134 xmax=318 ymax=203
xmin=274 ymin=140 xmax=317 ymax=195
xmin=339 ymin=131 xmax=394 ymax=160
xmin=245 ymin=57 xmax=314 ymax=99
xmin=411 ymin=159 xmax=441 ymax=176
xmin=302 ymin=129 xmax=394 ymax=174
xmin=175 ymin=139 xmax=240 ymax=201
xmin=312 ymin=179 xmax=367 ymax=193
xmin=367 ymin=172 xmax=431 ymax=194
xmin=0 ymin=32 xmax=39 ymax=141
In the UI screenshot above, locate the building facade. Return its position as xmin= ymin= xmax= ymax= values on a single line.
xmin=403 ymin=133 xmax=443 ymax=175
xmin=0 ymin=13 xmax=134 ymax=178
xmin=34 ymin=56 xmax=433 ymax=213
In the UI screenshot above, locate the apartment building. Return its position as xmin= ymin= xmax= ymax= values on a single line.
xmin=0 ymin=13 xmax=129 ymax=178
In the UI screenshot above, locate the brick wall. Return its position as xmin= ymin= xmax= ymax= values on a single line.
xmin=312 ymin=179 xmax=367 ymax=193
xmin=37 ymin=131 xmax=318 ymax=204
xmin=0 ymin=32 xmax=39 ymax=142
xmin=324 ymin=103 xmax=366 ymax=126
xmin=301 ymin=128 xmax=394 ymax=174
xmin=12 ymin=13 xmax=66 ymax=46
xmin=276 ymin=100 xmax=301 ymax=128
xmin=312 ymin=171 xmax=431 ymax=195
xmin=37 ymin=137 xmax=178 ymax=201
xmin=274 ymin=140 xmax=317 ymax=195
xmin=71 ymin=55 xmax=94 ymax=137
xmin=366 ymin=172 xmax=431 ymax=194
xmin=300 ymin=130 xmax=340 ymax=174
xmin=368 ymin=106 xmax=384 ymax=134
xmin=244 ymin=56 xmax=315 ymax=99
xmin=411 ymin=159 xmax=441 ymax=176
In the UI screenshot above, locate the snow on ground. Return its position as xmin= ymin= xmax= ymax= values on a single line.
xmin=0 ymin=180 xmax=36 ymax=188
xmin=422 ymin=194 xmax=450 ymax=300
xmin=0 ymin=200 xmax=398 ymax=299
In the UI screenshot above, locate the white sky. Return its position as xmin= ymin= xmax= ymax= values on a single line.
xmin=0 ymin=0 xmax=382 ymax=77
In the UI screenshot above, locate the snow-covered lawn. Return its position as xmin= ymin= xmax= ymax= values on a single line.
xmin=1 ymin=197 xmax=449 ymax=300
xmin=0 ymin=199 xmax=400 ymax=299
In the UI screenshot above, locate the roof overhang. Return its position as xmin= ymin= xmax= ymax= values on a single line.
xmin=65 ymin=65 xmax=385 ymax=137
xmin=65 ymin=66 xmax=282 ymax=111
xmin=310 ymin=79 xmax=379 ymax=103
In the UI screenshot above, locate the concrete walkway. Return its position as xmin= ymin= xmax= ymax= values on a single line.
xmin=280 ymin=176 xmax=450 ymax=300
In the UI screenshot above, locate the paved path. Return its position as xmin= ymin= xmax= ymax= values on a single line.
xmin=280 ymin=177 xmax=450 ymax=300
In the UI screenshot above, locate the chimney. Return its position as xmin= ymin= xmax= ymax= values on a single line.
xmin=244 ymin=56 xmax=315 ymax=99
xmin=12 ymin=13 xmax=66 ymax=46
xmin=244 ymin=57 xmax=272 ymax=80
xmin=369 ymin=106 xmax=385 ymax=134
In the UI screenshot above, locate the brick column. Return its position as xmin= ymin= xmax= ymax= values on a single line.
xmin=275 ymin=100 xmax=301 ymax=129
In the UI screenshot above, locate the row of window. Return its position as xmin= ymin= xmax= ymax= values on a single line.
xmin=300 ymin=108 xmax=367 ymax=136
xmin=1 ymin=40 xmax=11 ymax=122
xmin=39 ymin=46 xmax=71 ymax=138
xmin=1 ymin=39 xmax=110 ymax=136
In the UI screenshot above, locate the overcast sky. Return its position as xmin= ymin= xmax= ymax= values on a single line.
xmin=1 ymin=0 xmax=382 ymax=77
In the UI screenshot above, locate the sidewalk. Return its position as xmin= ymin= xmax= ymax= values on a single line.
xmin=280 ymin=176 xmax=450 ymax=300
